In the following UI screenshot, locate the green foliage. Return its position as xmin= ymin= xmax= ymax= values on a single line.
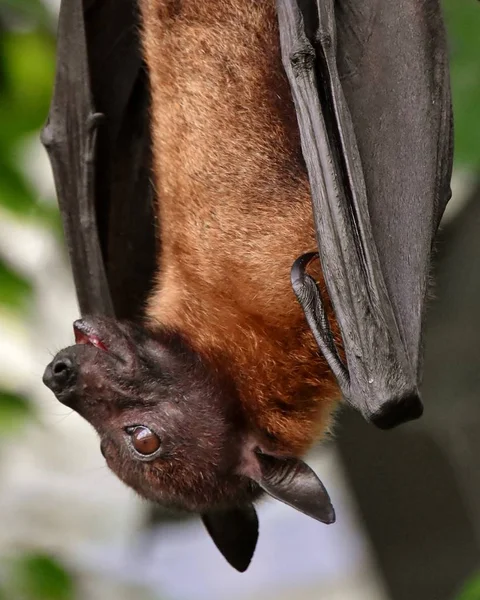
xmin=0 ymin=390 xmax=33 ymax=434
xmin=0 ymin=7 xmax=57 ymax=224
xmin=443 ymin=0 xmax=480 ymax=168
xmin=0 ymin=258 xmax=32 ymax=313
xmin=456 ymin=572 xmax=480 ymax=600
xmin=1 ymin=30 xmax=55 ymax=139
xmin=7 ymin=553 xmax=75 ymax=600
xmin=0 ymin=0 xmax=47 ymax=472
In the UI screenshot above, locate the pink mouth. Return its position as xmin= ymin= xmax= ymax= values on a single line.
xmin=73 ymin=320 xmax=108 ymax=352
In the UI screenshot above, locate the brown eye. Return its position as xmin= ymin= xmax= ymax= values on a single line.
xmin=128 ymin=426 xmax=161 ymax=456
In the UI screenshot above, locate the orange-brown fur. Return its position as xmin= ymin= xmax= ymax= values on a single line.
xmin=140 ymin=0 xmax=340 ymax=455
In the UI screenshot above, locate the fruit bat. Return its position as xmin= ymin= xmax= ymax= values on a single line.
xmin=41 ymin=0 xmax=453 ymax=572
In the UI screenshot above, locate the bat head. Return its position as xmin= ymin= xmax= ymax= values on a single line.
xmin=43 ymin=317 xmax=252 ymax=508
xmin=43 ymin=316 xmax=335 ymax=571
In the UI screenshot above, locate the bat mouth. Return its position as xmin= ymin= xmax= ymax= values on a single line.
xmin=73 ymin=319 xmax=109 ymax=352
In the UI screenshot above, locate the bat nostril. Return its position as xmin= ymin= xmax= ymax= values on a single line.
xmin=53 ymin=358 xmax=71 ymax=375
xmin=52 ymin=357 xmax=74 ymax=380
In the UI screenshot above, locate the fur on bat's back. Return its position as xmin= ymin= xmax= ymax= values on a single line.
xmin=140 ymin=0 xmax=339 ymax=455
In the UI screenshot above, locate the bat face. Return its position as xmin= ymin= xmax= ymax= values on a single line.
xmin=43 ymin=317 xmax=335 ymax=570
xmin=43 ymin=317 xmax=256 ymax=512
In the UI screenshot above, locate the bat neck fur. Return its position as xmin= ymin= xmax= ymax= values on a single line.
xmin=140 ymin=0 xmax=339 ymax=455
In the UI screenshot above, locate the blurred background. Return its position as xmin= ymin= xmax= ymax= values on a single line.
xmin=0 ymin=0 xmax=479 ymax=599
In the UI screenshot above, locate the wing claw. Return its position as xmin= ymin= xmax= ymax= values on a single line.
xmin=291 ymin=253 xmax=350 ymax=393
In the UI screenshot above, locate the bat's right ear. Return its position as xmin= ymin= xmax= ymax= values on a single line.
xmin=202 ymin=505 xmax=259 ymax=572
xmin=244 ymin=451 xmax=335 ymax=525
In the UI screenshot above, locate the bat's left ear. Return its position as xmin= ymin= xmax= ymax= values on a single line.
xmin=245 ymin=451 xmax=335 ymax=525
xmin=201 ymin=505 xmax=259 ymax=572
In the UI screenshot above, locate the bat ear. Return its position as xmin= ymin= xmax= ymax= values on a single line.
xmin=201 ymin=505 xmax=259 ymax=572
xmin=246 ymin=451 xmax=335 ymax=525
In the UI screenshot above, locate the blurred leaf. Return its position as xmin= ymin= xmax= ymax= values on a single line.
xmin=0 ymin=390 xmax=32 ymax=434
xmin=443 ymin=0 xmax=480 ymax=168
xmin=41 ymin=202 xmax=63 ymax=235
xmin=0 ymin=158 xmax=36 ymax=215
xmin=0 ymin=155 xmax=60 ymax=225
xmin=0 ymin=31 xmax=55 ymax=144
xmin=0 ymin=27 xmax=56 ymax=223
xmin=11 ymin=553 xmax=75 ymax=600
xmin=0 ymin=0 xmax=53 ymax=32
xmin=0 ymin=257 xmax=32 ymax=312
xmin=456 ymin=572 xmax=480 ymax=600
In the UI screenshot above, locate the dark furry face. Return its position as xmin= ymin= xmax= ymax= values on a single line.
xmin=43 ymin=317 xmax=258 ymax=512
xmin=43 ymin=317 xmax=336 ymax=573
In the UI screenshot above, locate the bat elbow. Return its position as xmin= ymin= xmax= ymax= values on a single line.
xmin=368 ymin=391 xmax=424 ymax=430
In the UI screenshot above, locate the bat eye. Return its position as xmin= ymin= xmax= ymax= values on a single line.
xmin=126 ymin=426 xmax=161 ymax=457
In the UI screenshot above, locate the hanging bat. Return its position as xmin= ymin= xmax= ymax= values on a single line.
xmin=41 ymin=0 xmax=453 ymax=572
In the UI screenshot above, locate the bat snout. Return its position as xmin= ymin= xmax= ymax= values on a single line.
xmin=43 ymin=353 xmax=79 ymax=405
xmin=43 ymin=355 xmax=76 ymax=389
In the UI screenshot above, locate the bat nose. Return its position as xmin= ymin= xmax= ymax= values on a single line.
xmin=43 ymin=356 xmax=76 ymax=393
xmin=369 ymin=391 xmax=423 ymax=429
